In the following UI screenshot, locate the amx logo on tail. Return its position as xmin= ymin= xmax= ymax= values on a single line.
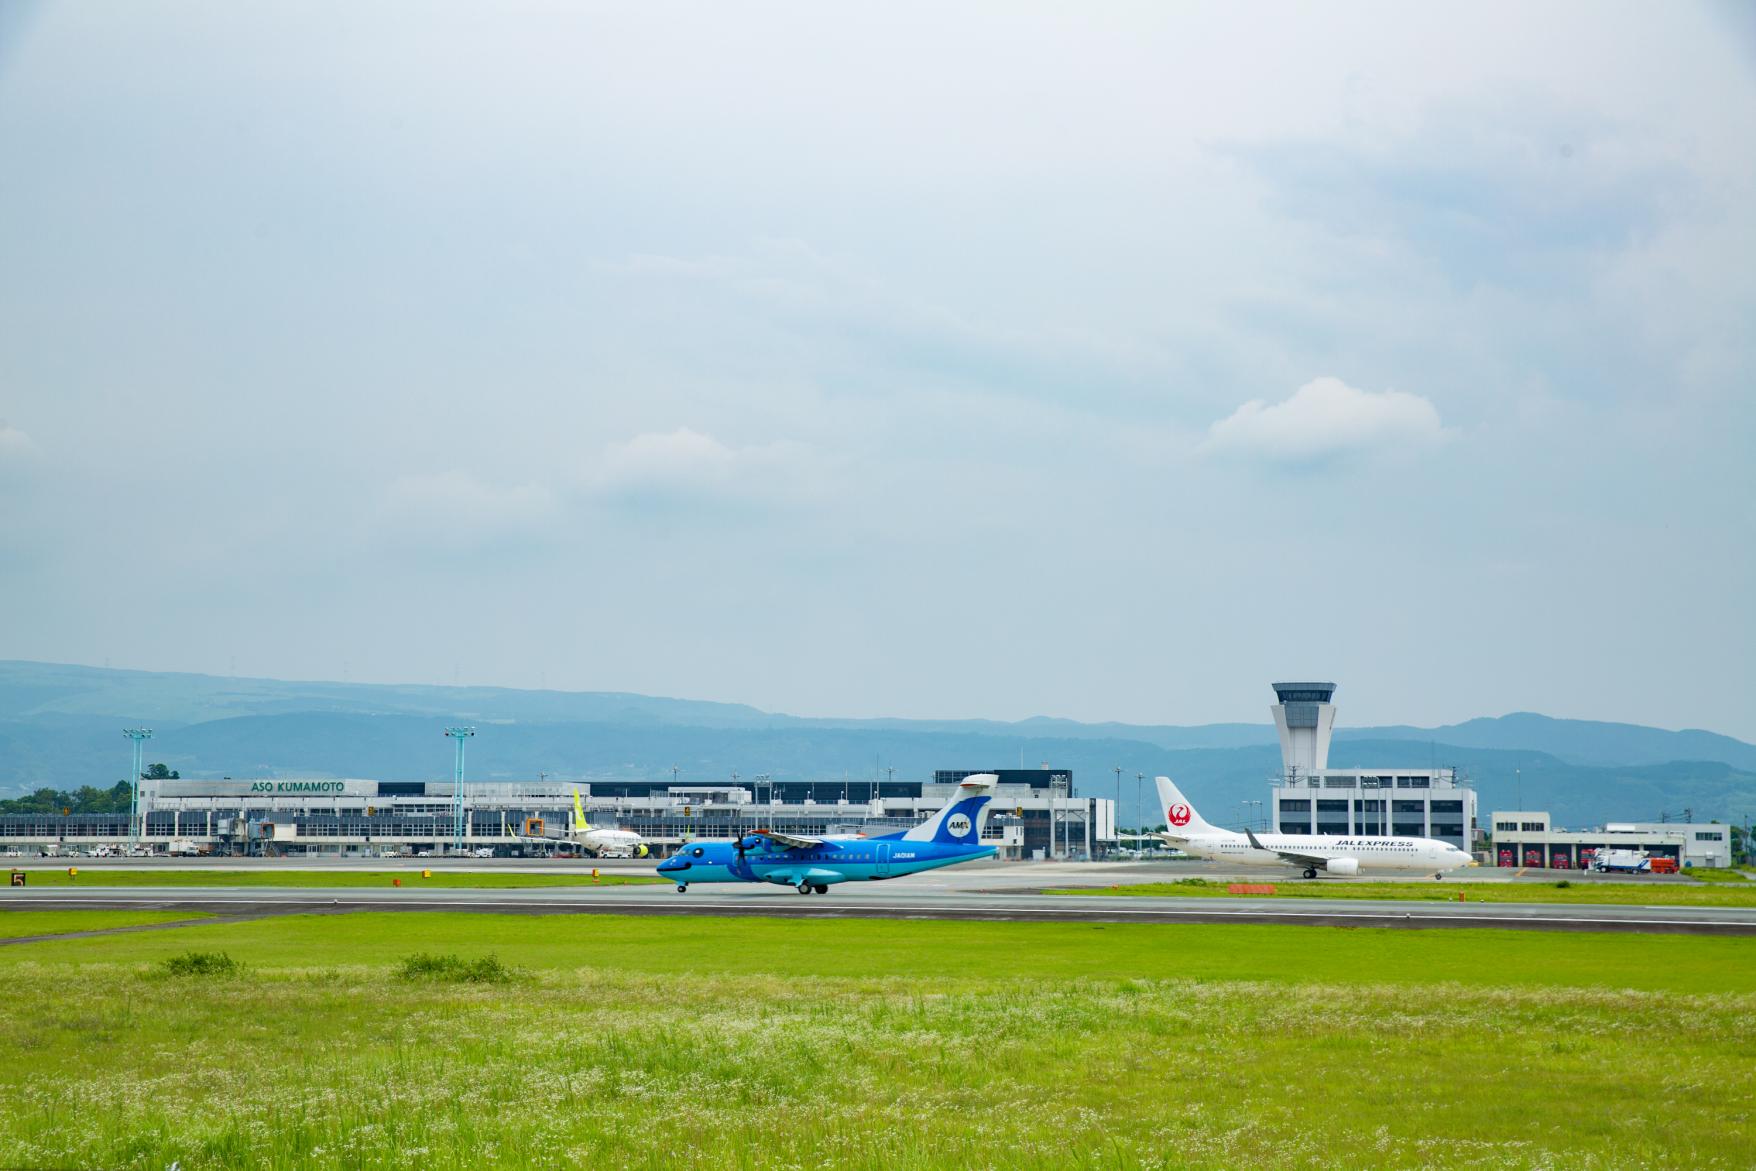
xmin=946 ymin=814 xmax=972 ymax=836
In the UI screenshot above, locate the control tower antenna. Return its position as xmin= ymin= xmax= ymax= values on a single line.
xmin=123 ymin=728 xmax=153 ymax=848
xmin=444 ymin=726 xmax=475 ymax=852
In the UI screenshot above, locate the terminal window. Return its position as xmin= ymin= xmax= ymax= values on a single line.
xmin=1695 ymin=831 xmax=1723 ymax=841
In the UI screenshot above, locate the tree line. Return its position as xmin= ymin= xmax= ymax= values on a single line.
xmin=0 ymin=764 xmax=179 ymax=816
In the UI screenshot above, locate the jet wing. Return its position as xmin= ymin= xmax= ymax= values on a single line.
xmin=750 ymin=829 xmax=825 ymax=851
xmin=1244 ymin=828 xmax=1328 ymax=870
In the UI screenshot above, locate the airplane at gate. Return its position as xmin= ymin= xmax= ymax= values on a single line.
xmin=1155 ymin=776 xmax=1474 ymax=879
xmin=656 ymin=774 xmax=998 ymax=894
xmin=510 ymin=790 xmax=649 ymax=858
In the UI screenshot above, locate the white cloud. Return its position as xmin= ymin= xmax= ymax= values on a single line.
xmin=1202 ymin=377 xmax=1448 ymax=464
xmin=589 ymin=428 xmax=825 ymax=506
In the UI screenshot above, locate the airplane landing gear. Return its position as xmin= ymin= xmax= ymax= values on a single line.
xmin=813 ymin=884 xmax=828 ymax=895
xmin=797 ymin=880 xmax=813 ymax=894
xmin=1303 ymin=867 xmax=1318 ymax=879
xmin=675 ymin=884 xmax=688 ymax=893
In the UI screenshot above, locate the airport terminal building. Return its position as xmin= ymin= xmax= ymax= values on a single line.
xmin=0 ymin=769 xmax=1114 ymax=860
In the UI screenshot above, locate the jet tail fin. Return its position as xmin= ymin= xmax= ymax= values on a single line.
xmin=902 ymin=773 xmax=995 ymax=844
xmin=1155 ymin=777 xmax=1216 ymax=835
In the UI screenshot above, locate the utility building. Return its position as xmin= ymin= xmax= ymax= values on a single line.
xmin=1488 ymin=811 xmax=1731 ymax=869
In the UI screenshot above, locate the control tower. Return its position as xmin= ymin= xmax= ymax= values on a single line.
xmin=1271 ymin=681 xmax=1337 ymax=778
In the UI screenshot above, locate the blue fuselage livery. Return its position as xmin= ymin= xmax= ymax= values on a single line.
xmin=657 ymin=775 xmax=998 ymax=894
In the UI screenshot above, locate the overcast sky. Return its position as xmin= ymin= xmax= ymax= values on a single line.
xmin=2 ymin=2 xmax=1752 ymax=738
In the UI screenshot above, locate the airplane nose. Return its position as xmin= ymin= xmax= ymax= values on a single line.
xmin=657 ymin=858 xmax=690 ymax=873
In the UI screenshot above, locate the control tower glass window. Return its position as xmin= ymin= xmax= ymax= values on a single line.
xmin=1272 ymin=683 xmax=1337 ymax=704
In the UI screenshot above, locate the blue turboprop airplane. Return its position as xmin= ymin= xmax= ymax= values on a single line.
xmin=656 ymin=773 xmax=998 ymax=894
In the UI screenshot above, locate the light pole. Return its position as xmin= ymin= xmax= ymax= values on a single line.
xmin=1136 ymin=772 xmax=1144 ymax=842
xmin=1241 ymin=799 xmax=1262 ymax=832
xmin=444 ymin=726 xmax=475 ymax=853
xmin=1113 ymin=766 xmax=1122 ymax=859
xmin=1050 ymin=774 xmax=1068 ymax=860
xmin=755 ymin=774 xmax=771 ymax=830
xmin=123 ymin=728 xmax=153 ymax=849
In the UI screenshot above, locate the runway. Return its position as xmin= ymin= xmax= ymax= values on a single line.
xmin=8 ymin=871 xmax=1756 ymax=936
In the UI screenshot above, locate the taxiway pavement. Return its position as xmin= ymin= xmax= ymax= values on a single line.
xmin=6 ymin=869 xmax=1755 ymax=935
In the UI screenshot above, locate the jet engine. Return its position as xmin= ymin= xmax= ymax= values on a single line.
xmin=1325 ymin=857 xmax=1360 ymax=876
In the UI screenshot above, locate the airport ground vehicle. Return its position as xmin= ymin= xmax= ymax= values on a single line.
xmin=1649 ymin=856 xmax=1679 ymax=874
xmin=1591 ymin=849 xmax=1651 ymax=874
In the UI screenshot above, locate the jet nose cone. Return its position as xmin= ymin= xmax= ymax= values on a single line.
xmin=657 ymin=857 xmax=689 ymax=873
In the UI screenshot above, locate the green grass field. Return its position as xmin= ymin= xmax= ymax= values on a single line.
xmin=1049 ymin=876 xmax=1756 ymax=907
xmin=7 ymin=868 xmax=663 ymax=888
xmin=0 ymin=911 xmax=1750 ymax=1170
xmin=0 ymin=909 xmax=211 ymax=939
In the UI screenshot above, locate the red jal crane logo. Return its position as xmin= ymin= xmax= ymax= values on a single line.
xmin=1168 ymin=803 xmax=1192 ymax=828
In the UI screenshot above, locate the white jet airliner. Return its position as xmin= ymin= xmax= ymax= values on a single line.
xmin=511 ymin=790 xmax=648 ymax=857
xmin=1155 ymin=777 xmax=1474 ymax=880
xmin=569 ymin=789 xmax=648 ymax=857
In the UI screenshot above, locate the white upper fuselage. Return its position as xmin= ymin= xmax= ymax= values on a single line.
xmin=579 ymin=827 xmax=642 ymax=853
xmin=1171 ymin=827 xmax=1471 ymax=873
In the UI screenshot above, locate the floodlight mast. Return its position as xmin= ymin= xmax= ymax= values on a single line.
xmin=123 ymin=728 xmax=153 ymax=848
xmin=444 ymin=726 xmax=476 ymax=852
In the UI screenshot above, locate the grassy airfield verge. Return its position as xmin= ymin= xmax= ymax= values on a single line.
xmin=1 ymin=913 xmax=1751 ymax=1170
xmin=0 ymin=909 xmax=211 ymax=939
xmin=1049 ymin=875 xmax=1756 ymax=908
xmin=8 ymin=868 xmax=664 ymax=888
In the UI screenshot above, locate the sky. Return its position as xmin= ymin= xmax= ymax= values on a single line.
xmin=1 ymin=1 xmax=1753 ymax=738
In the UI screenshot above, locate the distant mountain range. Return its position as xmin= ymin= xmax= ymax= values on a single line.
xmin=2 ymin=660 xmax=1752 ymax=830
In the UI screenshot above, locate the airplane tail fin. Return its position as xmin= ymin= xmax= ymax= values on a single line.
xmin=1155 ymin=777 xmax=1215 ymax=835
xmin=899 ymin=773 xmax=995 ymax=844
xmin=573 ymin=787 xmax=587 ymax=834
